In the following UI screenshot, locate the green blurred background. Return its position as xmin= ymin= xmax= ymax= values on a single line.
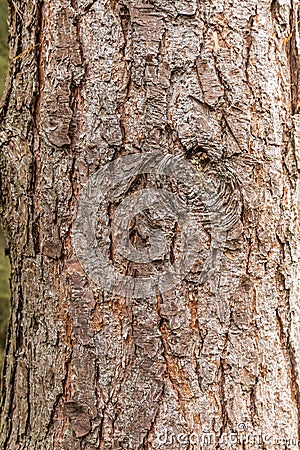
xmin=0 ymin=0 xmax=8 ymax=94
xmin=0 ymin=0 xmax=10 ymax=372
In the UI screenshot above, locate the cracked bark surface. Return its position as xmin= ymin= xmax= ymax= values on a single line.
xmin=0 ymin=0 xmax=300 ymax=449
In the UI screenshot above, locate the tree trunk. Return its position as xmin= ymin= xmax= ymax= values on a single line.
xmin=1 ymin=0 xmax=300 ymax=448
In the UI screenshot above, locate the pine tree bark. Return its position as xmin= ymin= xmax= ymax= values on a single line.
xmin=0 ymin=0 xmax=300 ymax=449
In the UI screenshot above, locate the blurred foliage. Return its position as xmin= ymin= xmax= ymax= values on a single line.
xmin=0 ymin=0 xmax=8 ymax=94
xmin=0 ymin=0 xmax=9 ymax=372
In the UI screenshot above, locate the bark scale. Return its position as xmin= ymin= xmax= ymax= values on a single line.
xmin=0 ymin=0 xmax=300 ymax=449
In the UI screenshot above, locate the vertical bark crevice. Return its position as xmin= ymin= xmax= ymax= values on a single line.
xmin=288 ymin=0 xmax=300 ymax=114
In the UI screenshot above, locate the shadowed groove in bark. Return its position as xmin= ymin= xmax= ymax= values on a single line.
xmin=287 ymin=0 xmax=300 ymax=114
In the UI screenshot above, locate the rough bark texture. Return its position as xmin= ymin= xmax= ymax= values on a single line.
xmin=0 ymin=0 xmax=300 ymax=449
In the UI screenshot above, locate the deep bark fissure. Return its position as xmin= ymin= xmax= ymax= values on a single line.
xmin=288 ymin=1 xmax=300 ymax=114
